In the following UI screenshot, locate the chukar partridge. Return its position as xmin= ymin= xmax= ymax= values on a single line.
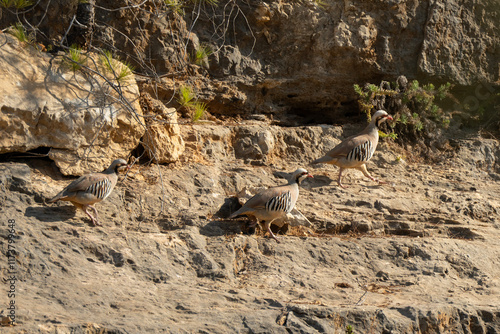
xmin=48 ymin=159 xmax=130 ymax=226
xmin=229 ymin=168 xmax=313 ymax=242
xmin=312 ymin=110 xmax=393 ymax=188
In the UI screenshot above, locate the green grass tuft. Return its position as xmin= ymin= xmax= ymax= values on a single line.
xmin=1 ymin=0 xmax=33 ymax=9
xmin=99 ymin=50 xmax=115 ymax=73
xmin=66 ymin=45 xmax=87 ymax=71
xmin=8 ymin=23 xmax=33 ymax=44
xmin=194 ymin=44 xmax=212 ymax=67
xmin=116 ymin=60 xmax=135 ymax=82
xmin=99 ymin=50 xmax=134 ymax=82
xmin=178 ymin=85 xmax=195 ymax=107
xmin=164 ymin=0 xmax=184 ymax=15
xmin=177 ymin=85 xmax=208 ymax=123
xmin=192 ymin=101 xmax=206 ymax=122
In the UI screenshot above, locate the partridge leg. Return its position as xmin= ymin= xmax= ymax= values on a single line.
xmin=83 ymin=205 xmax=100 ymax=226
xmin=246 ymin=220 xmax=257 ymax=234
xmin=357 ymin=164 xmax=386 ymax=184
xmin=89 ymin=205 xmax=101 ymax=226
xmin=263 ymin=220 xmax=280 ymax=243
xmin=337 ymin=167 xmax=348 ymax=189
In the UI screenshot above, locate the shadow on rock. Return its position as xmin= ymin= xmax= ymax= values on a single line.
xmin=25 ymin=205 xmax=77 ymax=223
xmin=214 ymin=196 xmax=241 ymax=218
xmin=304 ymin=174 xmax=334 ymax=188
xmin=199 ymin=219 xmax=244 ymax=237
xmin=200 ymin=196 xmax=253 ymax=237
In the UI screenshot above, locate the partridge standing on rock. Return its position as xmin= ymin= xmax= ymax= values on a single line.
xmin=229 ymin=168 xmax=313 ymax=242
xmin=48 ymin=159 xmax=130 ymax=226
xmin=311 ymin=110 xmax=393 ymax=188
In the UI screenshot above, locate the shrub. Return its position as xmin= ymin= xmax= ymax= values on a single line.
xmin=164 ymin=0 xmax=184 ymax=15
xmin=164 ymin=0 xmax=219 ymax=15
xmin=354 ymin=76 xmax=451 ymax=143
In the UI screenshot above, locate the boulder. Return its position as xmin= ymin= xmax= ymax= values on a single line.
xmin=418 ymin=0 xmax=499 ymax=85
xmin=0 ymin=33 xmax=145 ymax=175
xmin=141 ymin=93 xmax=185 ymax=163
xmin=234 ymin=126 xmax=275 ymax=162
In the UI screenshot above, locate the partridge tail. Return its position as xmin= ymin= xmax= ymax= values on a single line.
xmin=228 ymin=207 xmax=248 ymax=219
xmin=311 ymin=156 xmax=333 ymax=165
xmin=47 ymin=191 xmax=64 ymax=203
xmin=47 ymin=196 xmax=59 ymax=203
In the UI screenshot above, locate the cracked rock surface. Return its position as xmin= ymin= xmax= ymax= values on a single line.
xmin=1 ymin=122 xmax=499 ymax=333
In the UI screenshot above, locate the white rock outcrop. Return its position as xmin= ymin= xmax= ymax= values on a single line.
xmin=141 ymin=93 xmax=185 ymax=163
xmin=0 ymin=33 xmax=145 ymax=175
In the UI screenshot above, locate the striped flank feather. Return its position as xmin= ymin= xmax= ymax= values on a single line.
xmin=265 ymin=191 xmax=293 ymax=213
xmin=346 ymin=140 xmax=373 ymax=162
xmin=86 ymin=179 xmax=112 ymax=200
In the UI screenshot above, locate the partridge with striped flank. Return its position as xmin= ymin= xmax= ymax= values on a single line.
xmin=312 ymin=110 xmax=393 ymax=188
xmin=229 ymin=168 xmax=313 ymax=242
xmin=48 ymin=159 xmax=130 ymax=226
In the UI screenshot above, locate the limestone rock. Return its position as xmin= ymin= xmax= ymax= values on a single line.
xmin=418 ymin=0 xmax=499 ymax=85
xmin=234 ymin=127 xmax=275 ymax=161
xmin=193 ymin=0 xmax=498 ymax=118
xmin=143 ymin=122 xmax=185 ymax=164
xmin=0 ymin=0 xmax=78 ymax=47
xmin=181 ymin=124 xmax=233 ymax=164
xmin=1 ymin=124 xmax=500 ymax=333
xmin=141 ymin=93 xmax=185 ymax=163
xmin=0 ymin=34 xmax=145 ymax=175
xmin=210 ymin=45 xmax=262 ymax=78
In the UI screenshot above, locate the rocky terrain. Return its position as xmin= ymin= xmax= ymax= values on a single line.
xmin=1 ymin=121 xmax=499 ymax=333
xmin=0 ymin=0 xmax=499 ymax=333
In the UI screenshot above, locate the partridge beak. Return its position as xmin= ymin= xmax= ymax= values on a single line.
xmin=386 ymin=115 xmax=393 ymax=121
xmin=307 ymin=173 xmax=313 ymax=178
